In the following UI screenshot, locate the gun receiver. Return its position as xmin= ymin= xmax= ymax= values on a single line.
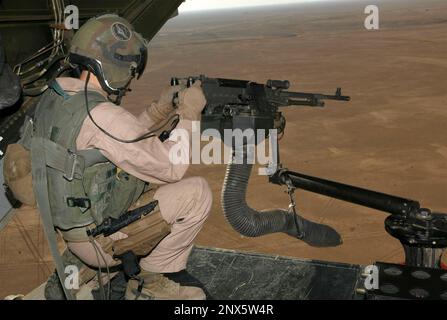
xmin=171 ymin=75 xmax=351 ymax=138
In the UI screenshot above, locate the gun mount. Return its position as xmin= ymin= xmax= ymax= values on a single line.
xmin=270 ymin=169 xmax=447 ymax=268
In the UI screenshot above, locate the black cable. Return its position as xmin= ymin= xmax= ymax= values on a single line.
xmin=84 ymin=69 xmax=180 ymax=144
xmin=89 ymin=237 xmax=106 ymax=300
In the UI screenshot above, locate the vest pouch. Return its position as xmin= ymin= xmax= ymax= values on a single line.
xmin=106 ymin=170 xmax=146 ymax=219
xmin=3 ymin=143 xmax=36 ymax=206
xmin=83 ymin=163 xmax=117 ymax=225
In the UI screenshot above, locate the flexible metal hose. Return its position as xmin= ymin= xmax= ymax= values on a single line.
xmin=221 ymin=161 xmax=300 ymax=238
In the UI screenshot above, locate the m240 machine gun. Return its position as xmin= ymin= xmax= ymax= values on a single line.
xmin=171 ymin=75 xmax=350 ymax=139
xmin=170 ymin=75 xmax=447 ymax=299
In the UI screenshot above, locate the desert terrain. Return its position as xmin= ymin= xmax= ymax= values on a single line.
xmin=1 ymin=0 xmax=447 ymax=297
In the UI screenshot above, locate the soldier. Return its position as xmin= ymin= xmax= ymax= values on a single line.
xmin=3 ymin=13 xmax=344 ymax=301
xmin=5 ymin=14 xmax=212 ymax=300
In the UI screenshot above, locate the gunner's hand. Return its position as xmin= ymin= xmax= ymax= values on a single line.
xmin=176 ymin=81 xmax=206 ymax=121
xmin=144 ymin=85 xmax=185 ymax=124
xmin=158 ymin=84 xmax=185 ymax=107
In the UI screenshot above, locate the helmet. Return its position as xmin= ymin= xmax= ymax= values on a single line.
xmin=68 ymin=14 xmax=148 ymax=100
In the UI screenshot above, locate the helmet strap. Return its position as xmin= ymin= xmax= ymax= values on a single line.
xmin=109 ymin=73 xmax=135 ymax=105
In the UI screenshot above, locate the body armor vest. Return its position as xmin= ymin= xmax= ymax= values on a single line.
xmin=23 ymin=81 xmax=145 ymax=230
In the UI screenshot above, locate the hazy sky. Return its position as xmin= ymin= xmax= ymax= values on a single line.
xmin=179 ymin=0 xmax=326 ymax=12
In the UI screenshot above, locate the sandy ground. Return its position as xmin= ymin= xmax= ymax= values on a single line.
xmin=1 ymin=0 xmax=447 ymax=297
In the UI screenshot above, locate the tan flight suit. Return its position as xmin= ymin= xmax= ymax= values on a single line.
xmin=57 ymin=77 xmax=212 ymax=273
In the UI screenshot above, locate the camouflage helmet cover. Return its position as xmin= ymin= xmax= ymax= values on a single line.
xmin=69 ymin=14 xmax=148 ymax=97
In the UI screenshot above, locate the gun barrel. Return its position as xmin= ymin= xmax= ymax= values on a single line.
xmin=282 ymin=90 xmax=351 ymax=102
xmin=322 ymin=94 xmax=351 ymax=101
xmin=286 ymin=99 xmax=325 ymax=107
xmin=271 ymin=170 xmax=420 ymax=216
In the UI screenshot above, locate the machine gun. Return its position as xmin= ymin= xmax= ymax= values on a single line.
xmin=171 ymin=75 xmax=350 ymax=138
xmin=170 ymin=75 xmax=447 ymax=273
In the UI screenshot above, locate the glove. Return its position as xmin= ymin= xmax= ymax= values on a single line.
xmin=158 ymin=84 xmax=185 ymax=107
xmin=144 ymin=85 xmax=184 ymax=124
xmin=176 ymin=80 xmax=207 ymax=121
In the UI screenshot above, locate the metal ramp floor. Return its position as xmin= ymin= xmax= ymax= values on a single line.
xmin=187 ymin=247 xmax=361 ymax=300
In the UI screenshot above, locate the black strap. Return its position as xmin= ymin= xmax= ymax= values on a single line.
xmin=4 ymin=184 xmax=22 ymax=209
xmin=114 ymin=52 xmax=141 ymax=63
xmin=90 ymin=251 xmax=141 ymax=277
xmin=114 ymin=251 xmax=141 ymax=278
xmin=66 ymin=197 xmax=91 ymax=209
xmin=96 ymin=264 xmax=122 ymax=274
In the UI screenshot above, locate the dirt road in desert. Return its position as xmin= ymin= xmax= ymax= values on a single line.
xmin=1 ymin=0 xmax=446 ymax=297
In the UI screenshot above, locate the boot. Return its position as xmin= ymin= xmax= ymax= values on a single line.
xmin=91 ymin=271 xmax=128 ymax=300
xmin=125 ymin=270 xmax=206 ymax=300
xmin=164 ymin=269 xmax=212 ymax=299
